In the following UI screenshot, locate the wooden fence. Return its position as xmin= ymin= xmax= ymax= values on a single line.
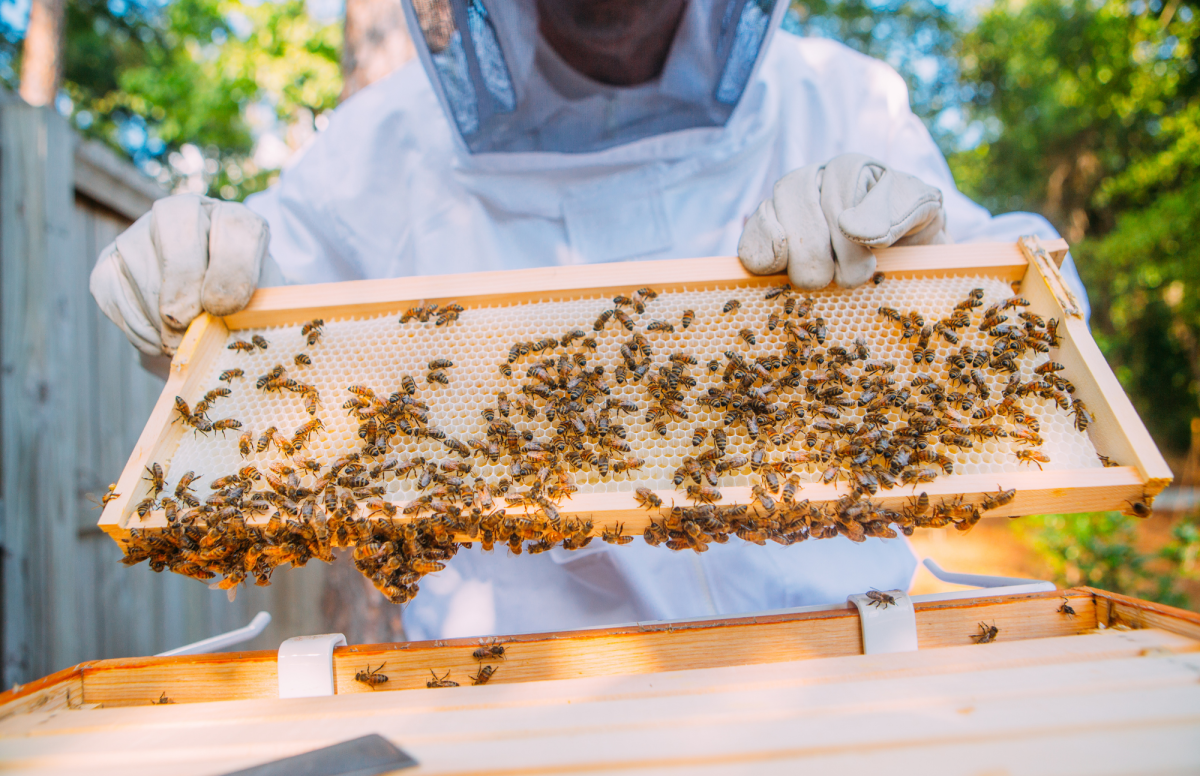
xmin=0 ymin=100 xmax=331 ymax=687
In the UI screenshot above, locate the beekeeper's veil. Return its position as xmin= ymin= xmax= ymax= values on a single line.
xmin=400 ymin=0 xmax=788 ymax=154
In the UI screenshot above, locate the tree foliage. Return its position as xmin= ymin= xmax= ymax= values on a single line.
xmin=9 ymin=0 xmax=341 ymax=200
xmin=950 ymin=0 xmax=1200 ymax=454
xmin=788 ymin=0 xmax=960 ymax=142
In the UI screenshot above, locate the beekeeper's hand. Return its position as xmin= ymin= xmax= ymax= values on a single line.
xmin=90 ymin=194 xmax=273 ymax=357
xmin=738 ymin=153 xmax=948 ymax=289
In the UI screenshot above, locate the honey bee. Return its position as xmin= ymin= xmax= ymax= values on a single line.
xmin=426 ymin=670 xmax=459 ymax=688
xmin=251 ymin=335 xmax=269 ymax=350
xmin=174 ymin=470 xmax=197 ymax=496
xmin=470 ymin=665 xmax=498 ymax=685
xmin=635 ymin=287 xmax=658 ymax=300
xmin=877 ymin=306 xmax=902 ymax=323
xmin=681 ymin=482 xmax=715 ymax=506
xmin=499 ymin=362 xmax=513 ymax=378
xmin=980 ymin=486 xmax=1017 ymax=512
xmin=144 ymin=463 xmax=165 ymax=495
xmin=97 ymin=483 xmax=120 ymax=507
xmin=293 ymin=419 xmax=324 ymax=445
xmin=593 ymin=309 xmax=614 ymax=332
xmin=971 ymin=621 xmax=1000 ymax=644
xmin=681 ymin=309 xmax=695 ymax=329
xmin=355 ymin=662 xmax=389 ymax=688
xmin=135 ymin=496 xmax=157 ymax=519
xmin=1071 ymin=399 xmax=1091 ymax=432
xmin=219 ymin=369 xmax=244 ymax=382
xmin=172 ymin=396 xmax=193 ymax=424
xmin=1009 ymin=428 xmax=1043 ymax=447
xmin=1013 ymin=450 xmax=1050 ymax=470
xmin=738 ymin=328 xmax=756 ymax=345
xmin=426 ymin=358 xmax=454 ymax=371
xmin=212 ymin=419 xmax=242 ymax=435
xmin=762 ymin=282 xmax=791 ymax=300
xmin=1097 ymin=454 xmax=1118 ymax=467
xmin=871 ymin=271 xmax=885 ymax=285
xmin=1034 ymin=361 xmax=1065 ymax=375
xmin=435 ymin=303 xmax=464 ymax=326
xmin=1124 ymin=496 xmax=1153 ymax=518
xmin=911 ymin=345 xmax=936 ymax=364
xmin=426 ymin=370 xmax=449 ymax=385
xmin=613 ymin=309 xmax=635 ymax=331
xmin=228 ymin=340 xmax=256 ymax=353
xmin=301 ymin=319 xmax=324 ymax=345
xmin=1058 ymin=598 xmax=1077 ymax=617
xmin=294 ymin=353 xmax=311 ymax=366
xmin=257 ymin=426 xmax=278 ymax=453
xmin=473 ymin=640 xmax=506 ymax=661
xmin=634 ymin=487 xmax=663 ymax=509
xmin=712 ymin=429 xmax=728 ymax=454
xmin=409 ymin=557 xmax=445 ymax=574
xmin=602 ymin=523 xmax=633 ymax=545
xmin=400 ymin=304 xmax=431 ymax=323
xmin=238 ymin=430 xmax=253 ymax=458
xmin=152 ymin=691 xmax=174 ymax=705
xmin=723 ymin=299 xmax=743 ymax=314
xmin=865 ymin=589 xmax=896 ymax=609
xmin=647 ymin=320 xmax=675 ymax=332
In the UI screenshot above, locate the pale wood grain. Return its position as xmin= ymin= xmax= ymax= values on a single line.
xmin=2 ymin=627 xmax=1189 ymax=739
xmin=224 ymin=243 xmax=1046 ymax=331
xmin=98 ymin=313 xmax=230 ymax=537
xmin=1088 ymin=587 xmax=1200 ymax=641
xmin=0 ymin=589 xmax=1115 ymax=710
xmin=0 ymin=628 xmax=1197 ymax=776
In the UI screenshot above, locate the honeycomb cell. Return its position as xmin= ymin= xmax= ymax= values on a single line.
xmin=162 ymin=276 xmax=1102 ymax=507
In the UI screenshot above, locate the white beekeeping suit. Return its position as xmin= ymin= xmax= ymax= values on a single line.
xmin=92 ymin=0 xmax=1086 ymax=641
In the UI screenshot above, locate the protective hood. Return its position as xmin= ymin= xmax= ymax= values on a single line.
xmin=400 ymin=0 xmax=788 ymax=155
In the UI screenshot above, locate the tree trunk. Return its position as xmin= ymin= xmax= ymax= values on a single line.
xmin=18 ymin=0 xmax=66 ymax=107
xmin=341 ymin=0 xmax=417 ymax=102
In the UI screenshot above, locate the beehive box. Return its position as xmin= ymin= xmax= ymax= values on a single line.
xmin=1 ymin=588 xmax=1198 ymax=775
xmin=98 ymin=238 xmax=1171 ymax=600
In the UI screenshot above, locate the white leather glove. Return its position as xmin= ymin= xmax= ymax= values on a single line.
xmin=90 ymin=194 xmax=271 ymax=356
xmin=738 ymin=153 xmax=949 ymax=289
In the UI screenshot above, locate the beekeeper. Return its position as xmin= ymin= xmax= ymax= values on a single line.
xmin=91 ymin=0 xmax=1087 ymax=640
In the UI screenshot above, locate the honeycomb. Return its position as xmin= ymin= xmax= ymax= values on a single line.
xmin=165 ymin=274 xmax=1101 ymax=505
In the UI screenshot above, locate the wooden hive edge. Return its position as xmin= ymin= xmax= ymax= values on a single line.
xmin=1086 ymin=587 xmax=1200 ymax=640
xmin=6 ymin=586 xmax=1196 ymax=714
xmin=1018 ymin=237 xmax=1173 ymax=494
xmin=0 ymin=587 xmax=1123 ymax=712
xmin=222 ymin=242 xmax=1045 ymax=330
xmin=98 ymin=314 xmax=231 ymax=538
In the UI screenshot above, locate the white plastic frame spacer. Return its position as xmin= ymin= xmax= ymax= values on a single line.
xmin=278 ymin=633 xmax=347 ymax=699
xmin=847 ymin=589 xmax=918 ymax=655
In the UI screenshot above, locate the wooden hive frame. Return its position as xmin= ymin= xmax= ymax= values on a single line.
xmin=97 ymin=237 xmax=1171 ymax=544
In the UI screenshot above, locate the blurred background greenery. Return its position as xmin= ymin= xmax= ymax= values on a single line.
xmin=2 ymin=0 xmax=1197 ymax=606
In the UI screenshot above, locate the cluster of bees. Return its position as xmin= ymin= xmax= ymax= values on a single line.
xmin=118 ymin=274 xmax=1120 ymax=605
xmin=353 ymin=638 xmax=505 ymax=691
